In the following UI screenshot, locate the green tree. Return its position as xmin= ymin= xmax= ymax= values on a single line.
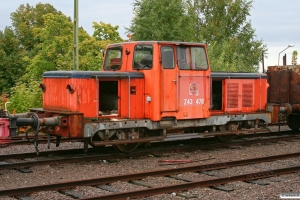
xmin=292 ymin=50 xmax=298 ymax=65
xmin=21 ymin=12 xmax=74 ymax=82
xmin=93 ymin=21 xmax=123 ymax=42
xmin=0 ymin=3 xmax=58 ymax=111
xmin=127 ymin=0 xmax=267 ymax=72
xmin=191 ymin=0 xmax=266 ymax=72
xmin=127 ymin=0 xmax=194 ymax=41
xmin=10 ymin=3 xmax=62 ymax=54
xmin=0 ymin=27 xmax=26 ymax=93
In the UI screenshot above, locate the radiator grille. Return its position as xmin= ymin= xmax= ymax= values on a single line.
xmin=242 ymin=83 xmax=253 ymax=107
xmin=227 ymin=83 xmax=238 ymax=108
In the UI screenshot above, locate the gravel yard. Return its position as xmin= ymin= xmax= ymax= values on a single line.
xmin=0 ymin=126 xmax=299 ymax=199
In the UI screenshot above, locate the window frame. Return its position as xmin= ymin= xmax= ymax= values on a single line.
xmin=103 ymin=46 xmax=123 ymax=71
xmin=161 ymin=46 xmax=175 ymax=69
xmin=177 ymin=46 xmax=208 ymax=71
xmin=132 ymin=44 xmax=154 ymax=70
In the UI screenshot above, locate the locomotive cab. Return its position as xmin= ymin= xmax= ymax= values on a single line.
xmin=103 ymin=41 xmax=212 ymax=122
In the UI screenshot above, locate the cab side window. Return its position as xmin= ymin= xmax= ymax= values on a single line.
xmin=191 ymin=47 xmax=208 ymax=70
xmin=161 ymin=46 xmax=174 ymax=69
xmin=177 ymin=46 xmax=208 ymax=70
xmin=103 ymin=47 xmax=122 ymax=70
xmin=133 ymin=45 xmax=153 ymax=70
xmin=177 ymin=46 xmax=190 ymax=70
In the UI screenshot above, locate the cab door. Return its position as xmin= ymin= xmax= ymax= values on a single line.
xmin=161 ymin=46 xmax=178 ymax=112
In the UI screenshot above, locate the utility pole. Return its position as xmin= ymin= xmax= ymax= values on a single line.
xmin=73 ymin=0 xmax=79 ymax=70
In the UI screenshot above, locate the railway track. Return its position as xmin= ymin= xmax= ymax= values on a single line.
xmin=0 ymin=135 xmax=82 ymax=147
xmin=0 ymin=124 xmax=288 ymax=148
xmin=0 ymin=131 xmax=299 ymax=171
xmin=0 ymin=151 xmax=299 ymax=199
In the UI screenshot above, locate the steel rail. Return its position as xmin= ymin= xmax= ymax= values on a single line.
xmin=0 ymin=130 xmax=297 ymax=160
xmin=0 ymin=151 xmax=300 ymax=196
xmin=1 ymin=128 xmax=295 ymax=147
xmin=0 ymin=134 xmax=299 ymax=170
xmin=0 ymin=136 xmax=82 ymax=145
xmin=83 ymin=165 xmax=300 ymax=200
xmin=0 ymin=148 xmax=89 ymax=160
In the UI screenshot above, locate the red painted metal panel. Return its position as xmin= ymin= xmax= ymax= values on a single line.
xmin=142 ymin=59 xmax=161 ymax=121
xmin=174 ymin=73 xmax=210 ymax=119
xmin=254 ymin=78 xmax=268 ymax=111
xmin=161 ymin=69 xmax=178 ymax=112
xmin=118 ymin=79 xmax=144 ymax=119
xmin=224 ymin=79 xmax=258 ymax=112
xmin=143 ymin=69 xmax=160 ymax=120
xmin=129 ymin=79 xmax=144 ymax=119
xmin=43 ymin=78 xmax=97 ymax=118
xmin=73 ymin=79 xmax=97 ymax=118
xmin=43 ymin=78 xmax=70 ymax=111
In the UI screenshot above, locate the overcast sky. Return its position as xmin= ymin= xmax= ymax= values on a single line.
xmin=0 ymin=0 xmax=299 ymax=71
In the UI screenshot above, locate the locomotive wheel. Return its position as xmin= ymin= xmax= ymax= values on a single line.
xmin=113 ymin=143 xmax=140 ymax=153
xmin=287 ymin=115 xmax=300 ymax=131
xmin=112 ymin=129 xmax=146 ymax=153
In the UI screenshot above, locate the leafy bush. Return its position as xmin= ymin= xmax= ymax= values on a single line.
xmin=7 ymin=81 xmax=42 ymax=113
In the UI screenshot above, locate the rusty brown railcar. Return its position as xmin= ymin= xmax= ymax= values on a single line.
xmin=267 ymin=66 xmax=300 ymax=130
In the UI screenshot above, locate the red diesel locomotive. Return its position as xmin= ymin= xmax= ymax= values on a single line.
xmin=2 ymin=41 xmax=288 ymax=152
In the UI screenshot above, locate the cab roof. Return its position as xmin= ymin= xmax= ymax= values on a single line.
xmin=107 ymin=41 xmax=207 ymax=47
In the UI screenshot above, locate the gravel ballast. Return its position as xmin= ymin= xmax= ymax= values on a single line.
xmin=0 ymin=126 xmax=299 ymax=199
